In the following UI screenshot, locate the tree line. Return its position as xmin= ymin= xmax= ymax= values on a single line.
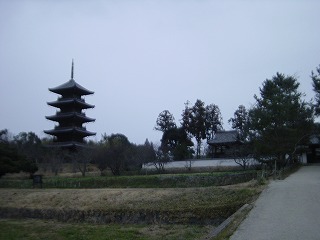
xmin=0 ymin=130 xmax=39 ymax=178
xmin=155 ymin=66 xmax=320 ymax=170
xmin=154 ymin=100 xmax=223 ymax=160
xmin=0 ymin=130 xmax=158 ymax=177
xmin=1 ymin=65 xmax=320 ymax=177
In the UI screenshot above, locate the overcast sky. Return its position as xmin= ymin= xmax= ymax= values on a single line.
xmin=1 ymin=0 xmax=320 ymax=144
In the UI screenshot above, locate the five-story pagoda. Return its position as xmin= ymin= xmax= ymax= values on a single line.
xmin=45 ymin=61 xmax=95 ymax=149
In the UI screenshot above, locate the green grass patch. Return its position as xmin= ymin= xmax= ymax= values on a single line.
xmin=0 ymin=171 xmax=256 ymax=189
xmin=0 ymin=219 xmax=209 ymax=240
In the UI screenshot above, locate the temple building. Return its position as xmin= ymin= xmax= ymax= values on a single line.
xmin=45 ymin=61 xmax=96 ymax=149
xmin=207 ymin=130 xmax=242 ymax=158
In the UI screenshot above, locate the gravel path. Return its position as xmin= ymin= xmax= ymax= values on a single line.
xmin=230 ymin=165 xmax=320 ymax=240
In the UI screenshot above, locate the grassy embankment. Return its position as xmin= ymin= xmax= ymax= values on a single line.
xmin=0 ymin=171 xmax=263 ymax=239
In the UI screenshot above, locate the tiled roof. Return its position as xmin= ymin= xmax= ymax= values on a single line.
xmin=207 ymin=130 xmax=239 ymax=145
xmin=49 ymin=79 xmax=94 ymax=95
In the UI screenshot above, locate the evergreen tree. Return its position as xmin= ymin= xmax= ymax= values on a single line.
xmin=0 ymin=129 xmax=38 ymax=178
xmin=154 ymin=110 xmax=176 ymax=132
xmin=229 ymin=105 xmax=249 ymax=141
xmin=249 ymin=73 xmax=314 ymax=167
xmin=181 ymin=99 xmax=206 ymax=158
xmin=161 ymin=127 xmax=194 ymax=160
xmin=98 ymin=133 xmax=132 ymax=175
xmin=205 ymin=104 xmax=223 ymax=140
xmin=312 ymin=65 xmax=320 ymax=116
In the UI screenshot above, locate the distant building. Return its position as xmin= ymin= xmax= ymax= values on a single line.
xmin=207 ymin=130 xmax=242 ymax=158
xmin=299 ymin=134 xmax=320 ymax=164
xmin=208 ymin=131 xmax=320 ymax=164
xmin=44 ymin=61 xmax=95 ymax=149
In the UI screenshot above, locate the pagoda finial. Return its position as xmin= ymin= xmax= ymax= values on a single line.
xmin=71 ymin=59 xmax=74 ymax=80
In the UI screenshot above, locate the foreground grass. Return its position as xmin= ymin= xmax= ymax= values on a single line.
xmin=0 ymin=219 xmax=209 ymax=240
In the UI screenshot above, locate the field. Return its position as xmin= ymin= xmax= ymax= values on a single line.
xmin=0 ymin=171 xmax=264 ymax=239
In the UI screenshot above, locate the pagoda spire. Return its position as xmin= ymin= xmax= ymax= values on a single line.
xmin=71 ymin=59 xmax=74 ymax=80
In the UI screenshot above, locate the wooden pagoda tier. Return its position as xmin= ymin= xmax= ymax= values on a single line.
xmin=47 ymin=98 xmax=94 ymax=109
xmin=44 ymin=127 xmax=96 ymax=139
xmin=45 ymin=112 xmax=95 ymax=124
xmin=45 ymin=61 xmax=95 ymax=149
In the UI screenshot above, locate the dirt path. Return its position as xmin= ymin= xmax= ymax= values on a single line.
xmin=230 ymin=165 xmax=320 ymax=240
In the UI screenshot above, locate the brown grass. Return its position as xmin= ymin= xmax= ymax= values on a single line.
xmin=0 ymin=181 xmax=263 ymax=227
xmin=0 ymin=188 xmax=175 ymax=210
xmin=0 ymin=182 xmax=260 ymax=212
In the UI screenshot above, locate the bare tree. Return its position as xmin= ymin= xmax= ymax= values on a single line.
xmin=67 ymin=148 xmax=93 ymax=177
xmin=92 ymin=144 xmax=108 ymax=176
xmin=152 ymin=143 xmax=170 ymax=173
xmin=43 ymin=148 xmax=65 ymax=176
xmin=184 ymin=159 xmax=194 ymax=171
xmin=232 ymin=145 xmax=252 ymax=170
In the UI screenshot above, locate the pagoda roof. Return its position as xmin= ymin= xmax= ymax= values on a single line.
xmin=44 ymin=127 xmax=96 ymax=137
xmin=46 ymin=112 xmax=95 ymax=123
xmin=47 ymin=98 xmax=94 ymax=109
xmin=49 ymin=79 xmax=94 ymax=96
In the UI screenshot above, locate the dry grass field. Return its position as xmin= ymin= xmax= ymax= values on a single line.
xmin=0 ymin=181 xmax=260 ymax=211
xmin=0 ymin=181 xmax=263 ymax=239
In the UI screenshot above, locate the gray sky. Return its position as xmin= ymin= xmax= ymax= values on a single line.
xmin=0 ymin=0 xmax=319 ymax=144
